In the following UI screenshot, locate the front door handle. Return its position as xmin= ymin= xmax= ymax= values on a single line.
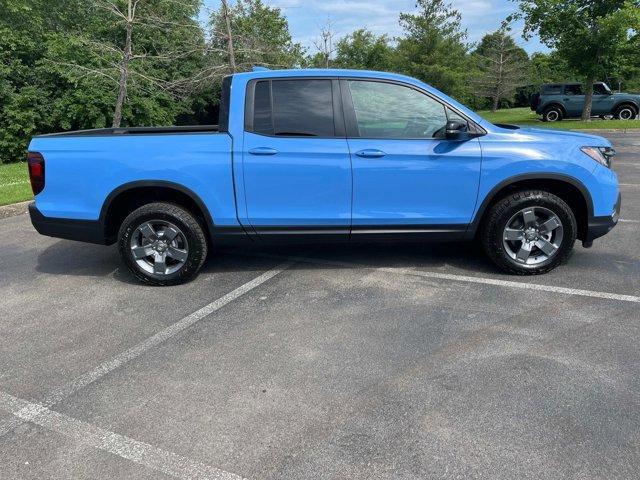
xmin=249 ymin=147 xmax=278 ymax=156
xmin=355 ymin=149 xmax=386 ymax=159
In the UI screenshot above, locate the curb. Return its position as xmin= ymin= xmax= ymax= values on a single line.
xmin=0 ymin=201 xmax=31 ymax=220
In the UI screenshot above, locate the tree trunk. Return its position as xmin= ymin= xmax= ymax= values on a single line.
xmin=113 ymin=15 xmax=132 ymax=128
xmin=221 ymin=0 xmax=236 ymax=73
xmin=581 ymin=76 xmax=595 ymax=121
xmin=491 ymin=96 xmax=499 ymax=113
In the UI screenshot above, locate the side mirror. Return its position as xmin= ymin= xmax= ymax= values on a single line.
xmin=445 ymin=121 xmax=469 ymax=141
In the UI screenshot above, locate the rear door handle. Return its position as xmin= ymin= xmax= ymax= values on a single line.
xmin=355 ymin=149 xmax=386 ymax=159
xmin=249 ymin=147 xmax=278 ymax=156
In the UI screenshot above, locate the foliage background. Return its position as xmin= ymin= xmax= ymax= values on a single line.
xmin=1 ymin=0 xmax=639 ymax=164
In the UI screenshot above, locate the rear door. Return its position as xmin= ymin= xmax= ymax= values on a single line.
xmin=562 ymin=84 xmax=585 ymax=117
xmin=242 ymin=78 xmax=352 ymax=238
xmin=342 ymin=79 xmax=482 ymax=233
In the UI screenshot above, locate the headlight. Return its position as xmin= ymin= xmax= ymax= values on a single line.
xmin=581 ymin=146 xmax=615 ymax=168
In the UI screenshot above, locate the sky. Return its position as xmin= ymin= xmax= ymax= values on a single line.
xmin=202 ymin=0 xmax=548 ymax=55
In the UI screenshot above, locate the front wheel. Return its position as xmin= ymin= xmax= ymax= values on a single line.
xmin=614 ymin=105 xmax=637 ymax=120
xmin=480 ymin=190 xmax=577 ymax=275
xmin=118 ymin=202 xmax=208 ymax=286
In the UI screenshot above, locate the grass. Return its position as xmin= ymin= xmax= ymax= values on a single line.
xmin=477 ymin=107 xmax=640 ymax=130
xmin=0 ymin=162 xmax=32 ymax=207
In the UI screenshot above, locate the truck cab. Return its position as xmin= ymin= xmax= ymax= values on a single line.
xmin=28 ymin=69 xmax=621 ymax=285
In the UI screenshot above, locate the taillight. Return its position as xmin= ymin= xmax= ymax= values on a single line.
xmin=27 ymin=152 xmax=45 ymax=195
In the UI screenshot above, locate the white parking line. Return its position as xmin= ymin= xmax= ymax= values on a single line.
xmin=620 ymin=219 xmax=640 ymax=223
xmin=619 ymin=183 xmax=640 ymax=187
xmin=233 ymin=252 xmax=640 ymax=304
xmin=0 ymin=391 xmax=245 ymax=480
xmin=379 ymin=267 xmax=640 ymax=303
xmin=0 ymin=262 xmax=292 ymax=438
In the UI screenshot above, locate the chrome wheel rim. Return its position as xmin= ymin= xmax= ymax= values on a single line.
xmin=130 ymin=220 xmax=189 ymax=275
xmin=619 ymin=108 xmax=633 ymax=120
xmin=547 ymin=110 xmax=559 ymax=121
xmin=502 ymin=207 xmax=564 ymax=266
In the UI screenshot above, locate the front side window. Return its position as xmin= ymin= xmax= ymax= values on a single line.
xmin=564 ymin=84 xmax=583 ymax=96
xmin=348 ymin=80 xmax=448 ymax=139
xmin=593 ymin=83 xmax=610 ymax=95
xmin=251 ymin=79 xmax=335 ymax=137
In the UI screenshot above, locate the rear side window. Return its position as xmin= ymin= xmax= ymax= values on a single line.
xmin=542 ymin=84 xmax=562 ymax=95
xmin=251 ymin=79 xmax=335 ymax=137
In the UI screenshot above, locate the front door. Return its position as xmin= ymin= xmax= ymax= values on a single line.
xmin=242 ymin=78 xmax=352 ymax=238
xmin=342 ymin=79 xmax=482 ymax=235
xmin=591 ymin=83 xmax=615 ymax=115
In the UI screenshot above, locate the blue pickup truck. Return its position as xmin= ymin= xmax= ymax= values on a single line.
xmin=27 ymin=68 xmax=621 ymax=285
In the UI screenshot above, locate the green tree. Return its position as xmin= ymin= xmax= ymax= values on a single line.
xmin=528 ymin=51 xmax=575 ymax=85
xmin=515 ymin=0 xmax=640 ymax=119
xmin=208 ymin=0 xmax=304 ymax=72
xmin=472 ymin=29 xmax=529 ymax=111
xmin=395 ymin=0 xmax=472 ymax=102
xmin=0 ymin=0 xmax=91 ymax=163
xmin=54 ymin=0 xmax=205 ymax=128
xmin=333 ymin=29 xmax=394 ymax=71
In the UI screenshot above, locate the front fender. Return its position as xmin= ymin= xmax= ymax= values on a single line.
xmin=473 ymin=130 xmax=618 ymax=234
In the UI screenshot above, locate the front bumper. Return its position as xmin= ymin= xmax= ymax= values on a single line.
xmin=29 ymin=203 xmax=107 ymax=245
xmin=584 ymin=193 xmax=621 ymax=243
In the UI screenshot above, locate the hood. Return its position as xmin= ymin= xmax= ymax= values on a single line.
xmin=489 ymin=124 xmax=612 ymax=148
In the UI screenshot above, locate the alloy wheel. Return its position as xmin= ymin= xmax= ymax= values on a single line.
xmin=619 ymin=108 xmax=634 ymax=120
xmin=130 ymin=220 xmax=189 ymax=275
xmin=502 ymin=207 xmax=564 ymax=266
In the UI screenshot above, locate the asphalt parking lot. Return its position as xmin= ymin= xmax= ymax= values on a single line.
xmin=0 ymin=132 xmax=639 ymax=480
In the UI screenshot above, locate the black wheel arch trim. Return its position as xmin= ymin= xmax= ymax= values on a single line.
xmin=543 ymin=103 xmax=566 ymax=115
xmin=99 ymin=180 xmax=219 ymax=243
xmin=613 ymin=101 xmax=639 ymax=113
xmin=466 ymin=173 xmax=594 ymax=239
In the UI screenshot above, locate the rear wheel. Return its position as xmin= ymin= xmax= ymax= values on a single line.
xmin=614 ymin=104 xmax=637 ymax=120
xmin=480 ymin=190 xmax=577 ymax=275
xmin=542 ymin=106 xmax=563 ymax=122
xmin=118 ymin=202 xmax=208 ymax=286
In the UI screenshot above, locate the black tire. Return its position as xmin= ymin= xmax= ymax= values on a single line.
xmin=480 ymin=190 xmax=577 ymax=275
xmin=118 ymin=202 xmax=208 ymax=286
xmin=542 ymin=106 xmax=563 ymax=122
xmin=614 ymin=104 xmax=637 ymax=121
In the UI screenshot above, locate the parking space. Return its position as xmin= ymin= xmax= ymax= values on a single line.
xmin=0 ymin=132 xmax=639 ymax=479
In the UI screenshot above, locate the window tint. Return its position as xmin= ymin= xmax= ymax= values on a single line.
xmin=564 ymin=84 xmax=583 ymax=95
xmin=593 ymin=83 xmax=609 ymax=95
xmin=543 ymin=84 xmax=562 ymax=95
xmin=253 ymin=81 xmax=273 ymax=135
xmin=251 ymin=79 xmax=335 ymax=137
xmin=348 ymin=81 xmax=447 ymax=139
